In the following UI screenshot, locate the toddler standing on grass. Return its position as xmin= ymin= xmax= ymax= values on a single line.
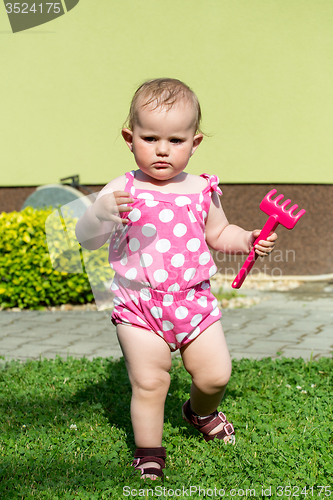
xmin=75 ymin=78 xmax=277 ymax=480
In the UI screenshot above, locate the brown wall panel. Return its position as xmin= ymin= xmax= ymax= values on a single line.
xmin=0 ymin=184 xmax=331 ymax=276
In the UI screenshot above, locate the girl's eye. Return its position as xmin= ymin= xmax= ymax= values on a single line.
xmin=170 ymin=138 xmax=182 ymax=144
xmin=144 ymin=137 xmax=156 ymax=142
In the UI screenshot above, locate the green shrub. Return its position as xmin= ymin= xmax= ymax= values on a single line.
xmin=0 ymin=208 xmax=112 ymax=310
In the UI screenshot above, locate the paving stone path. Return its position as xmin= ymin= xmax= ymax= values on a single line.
xmin=0 ymin=282 xmax=332 ymax=362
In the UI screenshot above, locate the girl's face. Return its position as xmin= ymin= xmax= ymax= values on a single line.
xmin=122 ymin=100 xmax=203 ymax=183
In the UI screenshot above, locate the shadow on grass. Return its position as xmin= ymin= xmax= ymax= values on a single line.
xmin=0 ymin=355 xmax=213 ymax=497
xmin=72 ymin=356 xmax=213 ymax=445
xmin=2 ymin=355 xmax=333 ymax=497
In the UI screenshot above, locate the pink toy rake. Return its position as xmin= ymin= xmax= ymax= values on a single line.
xmin=231 ymin=189 xmax=306 ymax=289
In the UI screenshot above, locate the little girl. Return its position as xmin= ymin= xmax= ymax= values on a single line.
xmin=75 ymin=78 xmax=277 ymax=480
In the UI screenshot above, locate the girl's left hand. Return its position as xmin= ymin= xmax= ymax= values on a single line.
xmin=250 ymin=230 xmax=277 ymax=257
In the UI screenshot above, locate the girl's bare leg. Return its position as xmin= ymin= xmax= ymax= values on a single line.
xmin=116 ymin=324 xmax=172 ymax=478
xmin=180 ymin=320 xmax=234 ymax=442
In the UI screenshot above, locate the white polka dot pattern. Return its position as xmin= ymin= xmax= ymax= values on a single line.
xmin=187 ymin=326 xmax=200 ymax=341
xmin=120 ymin=253 xmax=128 ymax=266
xmin=130 ymin=294 xmax=139 ymax=305
xmin=140 ymin=253 xmax=153 ymax=268
xmin=136 ymin=315 xmax=147 ymax=325
xmin=140 ymin=288 xmax=151 ymax=301
xmin=191 ymin=314 xmax=202 ymax=327
xmin=109 ymin=171 xmax=221 ymax=290
xmin=187 ymin=238 xmax=201 ymax=252
xmin=210 ymin=306 xmax=220 ymax=316
xmin=120 ymin=316 xmax=131 ymax=324
xmin=129 ymin=238 xmax=140 ymax=252
xmin=137 ymin=192 xmax=154 ymax=200
xmin=175 ymin=306 xmax=189 ymax=319
xmin=163 ymin=294 xmax=174 ymax=306
xmin=173 ymin=223 xmax=187 ymax=237
xmin=163 ymin=320 xmax=174 ymax=331
xmin=154 ymin=269 xmax=168 ymax=283
xmin=128 ymin=208 xmax=141 ymax=222
xmin=184 ymin=268 xmax=196 ymax=281
xmin=125 ymin=268 xmax=137 ymax=280
xmin=212 ymin=298 xmax=218 ymax=309
xmin=197 ymin=296 xmax=208 ymax=308
xmin=113 ymin=297 xmax=123 ymax=307
xmin=209 ymin=265 xmax=217 ymax=277
xmin=156 ymin=239 xmax=171 ymax=253
xmin=175 ymin=196 xmax=191 ymax=207
xmin=186 ymin=289 xmax=195 ymax=300
xmin=199 ymin=252 xmax=210 ymax=265
xmin=159 ymin=209 xmax=174 ymax=223
xmin=151 ymin=306 xmax=163 ymax=318
xmin=137 ymin=193 xmax=159 ymax=207
xmin=146 ymin=200 xmax=159 ymax=207
xmin=111 ymin=271 xmax=222 ymax=353
xmin=171 ymin=254 xmax=185 ymax=267
xmin=142 ymin=224 xmax=156 ymax=237
xmin=175 ymin=332 xmax=188 ymax=343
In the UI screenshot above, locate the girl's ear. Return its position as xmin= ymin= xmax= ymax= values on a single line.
xmin=191 ymin=133 xmax=204 ymax=156
xmin=122 ymin=128 xmax=134 ymax=152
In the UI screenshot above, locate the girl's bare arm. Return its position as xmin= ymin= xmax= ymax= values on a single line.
xmin=75 ymin=189 xmax=134 ymax=251
xmin=205 ymin=192 xmax=276 ymax=255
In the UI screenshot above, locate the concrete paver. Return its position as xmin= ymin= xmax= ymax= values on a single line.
xmin=221 ymin=333 xmax=254 ymax=346
xmin=291 ymin=336 xmax=333 ymax=350
xmin=264 ymin=330 xmax=304 ymax=342
xmin=234 ymin=339 xmax=298 ymax=354
xmin=0 ymin=281 xmax=332 ymax=362
xmin=278 ymin=348 xmax=328 ymax=359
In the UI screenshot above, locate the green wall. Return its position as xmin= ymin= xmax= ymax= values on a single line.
xmin=1 ymin=1 xmax=333 ymax=186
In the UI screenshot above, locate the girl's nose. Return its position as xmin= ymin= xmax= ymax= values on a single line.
xmin=156 ymin=140 xmax=169 ymax=156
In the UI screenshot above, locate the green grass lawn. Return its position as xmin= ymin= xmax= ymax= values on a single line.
xmin=0 ymin=355 xmax=332 ymax=499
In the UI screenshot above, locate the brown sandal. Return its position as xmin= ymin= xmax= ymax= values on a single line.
xmin=182 ymin=399 xmax=235 ymax=443
xmin=132 ymin=447 xmax=166 ymax=479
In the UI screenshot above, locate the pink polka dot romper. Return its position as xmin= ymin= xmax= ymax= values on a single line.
xmin=109 ymin=170 xmax=223 ymax=352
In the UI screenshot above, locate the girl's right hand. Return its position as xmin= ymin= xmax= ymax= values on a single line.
xmin=92 ymin=191 xmax=134 ymax=224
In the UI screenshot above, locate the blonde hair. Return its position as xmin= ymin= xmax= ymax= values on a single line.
xmin=124 ymin=78 xmax=203 ymax=134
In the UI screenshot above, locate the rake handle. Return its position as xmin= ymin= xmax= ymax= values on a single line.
xmin=231 ymin=215 xmax=279 ymax=289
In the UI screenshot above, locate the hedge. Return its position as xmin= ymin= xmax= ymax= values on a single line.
xmin=0 ymin=207 xmax=113 ymax=310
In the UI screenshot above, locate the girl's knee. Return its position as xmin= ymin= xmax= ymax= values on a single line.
xmin=133 ymin=370 xmax=171 ymax=395
xmin=193 ymin=368 xmax=231 ymax=394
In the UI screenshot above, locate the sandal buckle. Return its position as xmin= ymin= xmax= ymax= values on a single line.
xmin=218 ymin=411 xmax=227 ymax=423
xmin=224 ymin=422 xmax=234 ymax=436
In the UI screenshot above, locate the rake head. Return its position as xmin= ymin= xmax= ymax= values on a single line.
xmin=260 ymin=189 xmax=306 ymax=229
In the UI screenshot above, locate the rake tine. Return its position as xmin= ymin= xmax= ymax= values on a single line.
xmin=289 ymin=204 xmax=299 ymax=215
xmin=293 ymin=208 xmax=306 ymax=219
xmin=266 ymin=189 xmax=277 ymax=200
xmin=273 ymin=193 xmax=284 ymax=204
xmin=280 ymin=199 xmax=291 ymax=210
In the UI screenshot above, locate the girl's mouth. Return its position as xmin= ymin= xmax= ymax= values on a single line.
xmin=154 ymin=162 xmax=170 ymax=168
